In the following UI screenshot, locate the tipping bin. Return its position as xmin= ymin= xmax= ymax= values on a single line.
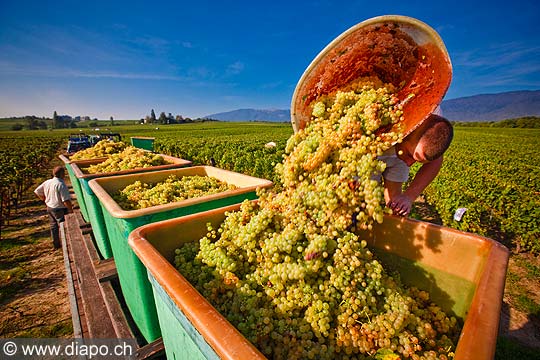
xmin=70 ymin=155 xmax=192 ymax=259
xmin=129 ymin=203 xmax=509 ymax=360
xmin=59 ymin=154 xmax=106 ymax=222
xmin=131 ymin=136 xmax=155 ymax=152
xmin=88 ymin=166 xmax=273 ymax=343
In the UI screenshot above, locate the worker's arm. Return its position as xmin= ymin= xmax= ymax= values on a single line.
xmin=35 ymin=192 xmax=46 ymax=202
xmin=63 ymin=200 xmax=74 ymax=214
xmin=388 ymin=156 xmax=443 ymax=216
xmin=383 ymin=180 xmax=404 ymax=206
xmin=34 ymin=185 xmax=46 ymax=202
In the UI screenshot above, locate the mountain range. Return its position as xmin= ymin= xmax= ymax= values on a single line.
xmin=204 ymin=90 xmax=540 ymax=122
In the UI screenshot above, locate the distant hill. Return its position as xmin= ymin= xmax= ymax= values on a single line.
xmin=440 ymin=90 xmax=540 ymax=121
xmin=205 ymin=90 xmax=540 ymax=123
xmin=204 ymin=108 xmax=289 ymax=122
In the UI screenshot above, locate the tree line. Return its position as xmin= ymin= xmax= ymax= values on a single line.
xmin=7 ymin=111 xmax=538 ymax=131
xmin=141 ymin=109 xmax=195 ymax=124
xmin=452 ymin=116 xmax=540 ymax=128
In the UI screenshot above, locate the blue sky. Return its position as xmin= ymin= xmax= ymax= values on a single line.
xmin=0 ymin=0 xmax=538 ymax=119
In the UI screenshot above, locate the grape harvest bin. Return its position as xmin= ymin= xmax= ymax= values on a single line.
xmin=70 ymin=155 xmax=192 ymax=259
xmin=59 ymin=154 xmax=107 ymax=222
xmin=88 ymin=166 xmax=273 ymax=342
xmin=131 ymin=136 xmax=155 ymax=152
xmin=128 ymin=203 xmax=509 ymax=360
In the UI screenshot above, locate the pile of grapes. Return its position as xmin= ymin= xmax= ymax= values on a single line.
xmin=70 ymin=139 xmax=127 ymax=160
xmin=83 ymin=147 xmax=168 ymax=174
xmin=113 ymin=175 xmax=237 ymax=210
xmin=175 ymin=79 xmax=460 ymax=359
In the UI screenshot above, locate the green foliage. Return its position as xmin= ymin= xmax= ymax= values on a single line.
xmin=453 ymin=116 xmax=540 ymax=128
xmin=413 ymin=127 xmax=540 ymax=254
xmin=153 ymin=122 xmax=292 ymax=187
xmin=0 ymin=136 xmax=64 ymax=232
xmin=53 ymin=111 xmax=60 ymax=129
xmin=154 ymin=123 xmax=538 ymax=255
xmin=0 ymin=117 xmax=50 ymax=131
xmin=0 ymin=122 xmax=537 ymax=255
xmin=158 ymin=112 xmax=167 ymax=124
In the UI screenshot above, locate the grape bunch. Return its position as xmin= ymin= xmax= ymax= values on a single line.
xmin=175 ymin=78 xmax=460 ymax=360
xmin=113 ymin=175 xmax=237 ymax=210
xmin=70 ymin=139 xmax=127 ymax=160
xmin=83 ymin=147 xmax=168 ymax=174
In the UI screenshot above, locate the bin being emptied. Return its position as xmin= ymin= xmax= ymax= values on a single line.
xmin=88 ymin=166 xmax=273 ymax=343
xmin=130 ymin=136 xmax=155 ymax=152
xmin=70 ymin=155 xmax=192 ymax=259
xmin=128 ymin=202 xmax=509 ymax=360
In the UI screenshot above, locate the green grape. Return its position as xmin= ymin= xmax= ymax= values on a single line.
xmin=70 ymin=139 xmax=127 ymax=160
xmin=112 ymin=175 xmax=237 ymax=210
xmin=174 ymin=78 xmax=461 ymax=359
xmin=83 ymin=146 xmax=168 ymax=174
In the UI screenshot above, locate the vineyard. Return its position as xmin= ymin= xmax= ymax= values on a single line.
xmin=2 ymin=123 xmax=536 ymax=254
xmin=151 ymin=123 xmax=540 ymax=256
xmin=0 ymin=134 xmax=64 ymax=237
xmin=416 ymin=128 xmax=540 ymax=254
xmin=153 ymin=123 xmax=290 ymax=186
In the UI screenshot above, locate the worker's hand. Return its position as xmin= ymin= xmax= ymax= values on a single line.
xmin=388 ymin=194 xmax=413 ymax=217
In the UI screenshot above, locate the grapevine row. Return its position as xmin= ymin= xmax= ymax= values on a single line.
xmin=413 ymin=127 xmax=540 ymax=253
xmin=154 ymin=128 xmax=291 ymax=186
xmin=0 ymin=136 xmax=64 ymax=236
xmin=1 ymin=123 xmax=536 ymax=255
xmin=153 ymin=123 xmax=539 ymax=255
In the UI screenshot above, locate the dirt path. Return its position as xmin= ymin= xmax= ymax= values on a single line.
xmin=0 ymin=193 xmax=73 ymax=337
xmin=500 ymin=254 xmax=540 ymax=350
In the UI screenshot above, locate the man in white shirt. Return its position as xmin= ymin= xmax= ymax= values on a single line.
xmin=34 ymin=166 xmax=73 ymax=249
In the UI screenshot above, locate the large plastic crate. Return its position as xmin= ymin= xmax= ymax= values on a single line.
xmin=70 ymin=155 xmax=192 ymax=259
xmin=89 ymin=166 xmax=273 ymax=343
xmin=128 ymin=203 xmax=509 ymax=360
xmin=59 ymin=154 xmax=106 ymax=223
xmin=130 ymin=136 xmax=155 ymax=152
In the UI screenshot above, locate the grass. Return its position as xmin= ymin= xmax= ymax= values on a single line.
xmin=515 ymin=295 xmax=540 ymax=316
xmin=0 ymin=266 xmax=28 ymax=303
xmin=0 ymin=235 xmax=40 ymax=251
xmin=505 ymin=256 xmax=540 ymax=315
xmin=519 ymin=258 xmax=540 ymax=278
xmin=15 ymin=319 xmax=73 ymax=338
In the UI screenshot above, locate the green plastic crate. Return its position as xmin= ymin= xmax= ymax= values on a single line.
xmin=70 ymin=155 xmax=192 ymax=260
xmin=129 ymin=203 xmax=509 ymax=360
xmin=88 ymin=166 xmax=273 ymax=343
xmin=131 ymin=136 xmax=155 ymax=152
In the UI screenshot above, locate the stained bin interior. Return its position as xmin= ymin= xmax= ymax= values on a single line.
xmin=70 ymin=155 xmax=192 ymax=260
xmin=129 ymin=203 xmax=509 ymax=360
xmin=130 ymin=136 xmax=156 ymax=152
xmin=88 ymin=166 xmax=273 ymax=343
xmin=290 ymin=15 xmax=452 ymax=139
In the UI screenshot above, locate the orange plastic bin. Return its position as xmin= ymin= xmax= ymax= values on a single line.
xmin=129 ymin=203 xmax=509 ymax=360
